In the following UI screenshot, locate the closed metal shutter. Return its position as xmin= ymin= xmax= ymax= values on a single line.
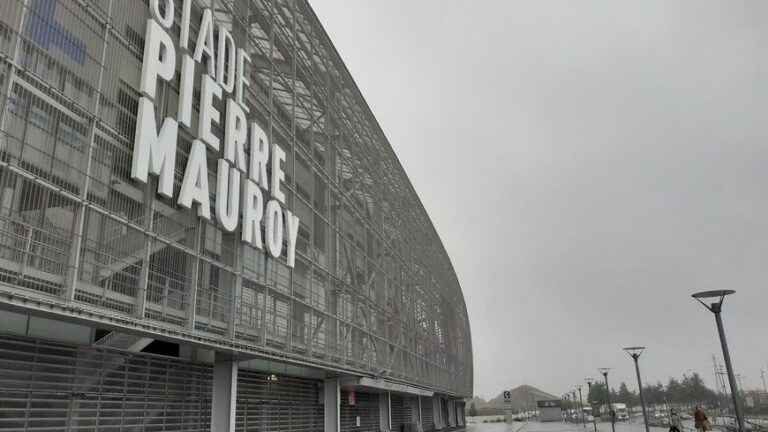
xmin=0 ymin=334 xmax=212 ymax=431
xmin=441 ymin=399 xmax=449 ymax=429
xmin=420 ymin=396 xmax=434 ymax=432
xmin=340 ymin=391 xmax=379 ymax=432
xmin=235 ymin=370 xmax=323 ymax=432
xmin=390 ymin=394 xmax=413 ymax=432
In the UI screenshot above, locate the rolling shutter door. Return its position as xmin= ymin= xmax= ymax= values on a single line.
xmin=235 ymin=370 xmax=323 ymax=432
xmin=420 ymin=396 xmax=434 ymax=432
xmin=340 ymin=391 xmax=379 ymax=432
xmin=390 ymin=394 xmax=413 ymax=432
xmin=0 ymin=334 xmax=212 ymax=431
xmin=441 ymin=399 xmax=449 ymax=429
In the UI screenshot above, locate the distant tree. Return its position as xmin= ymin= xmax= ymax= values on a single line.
xmin=681 ymin=372 xmax=718 ymax=404
xmin=668 ymin=378 xmax=683 ymax=404
xmin=617 ymin=382 xmax=637 ymax=405
xmin=589 ymin=383 xmax=622 ymax=408
xmin=643 ymin=382 xmax=666 ymax=406
xmin=610 ymin=388 xmax=619 ymax=404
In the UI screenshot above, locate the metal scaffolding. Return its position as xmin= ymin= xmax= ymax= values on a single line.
xmin=0 ymin=0 xmax=472 ymax=397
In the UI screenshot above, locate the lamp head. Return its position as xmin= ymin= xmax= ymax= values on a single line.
xmin=692 ymin=289 xmax=735 ymax=299
xmin=692 ymin=290 xmax=735 ymax=312
xmin=598 ymin=367 xmax=610 ymax=377
xmin=623 ymin=346 xmax=646 ymax=359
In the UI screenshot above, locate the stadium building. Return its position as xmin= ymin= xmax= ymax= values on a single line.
xmin=0 ymin=0 xmax=473 ymax=430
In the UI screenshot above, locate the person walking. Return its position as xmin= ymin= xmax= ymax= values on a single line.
xmin=694 ymin=406 xmax=709 ymax=432
xmin=669 ymin=409 xmax=682 ymax=432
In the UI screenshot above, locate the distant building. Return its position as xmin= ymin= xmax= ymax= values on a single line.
xmin=538 ymin=400 xmax=563 ymax=422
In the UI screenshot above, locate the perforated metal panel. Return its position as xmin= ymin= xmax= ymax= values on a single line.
xmin=340 ymin=391 xmax=379 ymax=432
xmin=0 ymin=334 xmax=212 ymax=431
xmin=235 ymin=370 xmax=323 ymax=432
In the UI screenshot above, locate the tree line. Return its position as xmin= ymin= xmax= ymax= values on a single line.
xmin=582 ymin=372 xmax=719 ymax=407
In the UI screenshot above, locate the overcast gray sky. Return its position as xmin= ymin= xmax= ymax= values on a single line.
xmin=312 ymin=1 xmax=768 ymax=399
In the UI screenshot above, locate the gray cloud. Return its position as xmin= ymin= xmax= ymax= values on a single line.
xmin=312 ymin=0 xmax=768 ymax=398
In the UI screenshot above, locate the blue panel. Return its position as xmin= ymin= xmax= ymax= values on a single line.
xmin=25 ymin=0 xmax=87 ymax=65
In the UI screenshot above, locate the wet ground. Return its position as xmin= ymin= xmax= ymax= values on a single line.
xmin=467 ymin=421 xmax=694 ymax=432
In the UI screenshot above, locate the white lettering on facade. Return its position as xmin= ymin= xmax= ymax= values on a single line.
xmin=264 ymin=200 xmax=284 ymax=258
xmin=270 ymin=143 xmax=286 ymax=204
xmin=177 ymin=139 xmax=211 ymax=220
xmin=131 ymin=97 xmax=177 ymax=199
xmin=130 ymin=4 xmax=300 ymax=267
xmin=241 ymin=179 xmax=264 ymax=249
xmin=139 ymin=19 xmax=174 ymax=99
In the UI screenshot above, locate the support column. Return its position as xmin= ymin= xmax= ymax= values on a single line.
xmin=65 ymin=0 xmax=113 ymax=302
xmin=135 ymin=181 xmax=155 ymax=319
xmin=186 ymin=219 xmax=203 ymax=330
xmin=417 ymin=396 xmax=423 ymax=432
xmin=432 ymin=397 xmax=441 ymax=430
xmin=324 ymin=378 xmax=340 ymax=432
xmin=212 ymin=353 xmax=238 ymax=432
xmin=379 ymin=391 xmax=391 ymax=432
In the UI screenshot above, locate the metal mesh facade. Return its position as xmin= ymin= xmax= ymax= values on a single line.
xmin=0 ymin=0 xmax=472 ymax=397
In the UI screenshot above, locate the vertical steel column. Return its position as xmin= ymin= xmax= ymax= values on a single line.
xmin=379 ymin=391 xmax=391 ymax=432
xmin=417 ymin=396 xmax=423 ymax=432
xmin=66 ymin=0 xmax=114 ymax=301
xmin=0 ymin=0 xmax=29 ymax=136
xmin=228 ymin=253 xmax=242 ymax=339
xmin=324 ymin=378 xmax=340 ymax=432
xmin=211 ymin=353 xmax=238 ymax=432
xmin=0 ymin=0 xmax=28 ymax=262
xmin=287 ymin=0 xmax=298 ymax=355
xmin=135 ymin=179 xmax=155 ymax=318
xmin=187 ymin=220 xmax=203 ymax=330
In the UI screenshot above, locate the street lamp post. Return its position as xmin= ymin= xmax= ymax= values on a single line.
xmin=624 ymin=346 xmax=650 ymax=432
xmin=599 ymin=368 xmax=615 ymax=432
xmin=586 ymin=378 xmax=598 ymax=432
xmin=573 ymin=391 xmax=579 ymax=423
xmin=692 ymin=290 xmax=744 ymax=432
xmin=577 ymin=385 xmax=586 ymax=428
